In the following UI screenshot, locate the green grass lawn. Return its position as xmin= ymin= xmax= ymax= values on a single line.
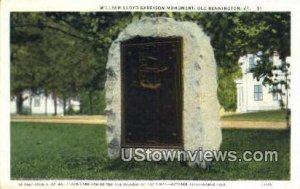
xmin=11 ymin=122 xmax=290 ymax=180
xmin=221 ymin=110 xmax=287 ymax=122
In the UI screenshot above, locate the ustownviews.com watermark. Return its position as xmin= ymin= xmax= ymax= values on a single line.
xmin=121 ymin=148 xmax=278 ymax=162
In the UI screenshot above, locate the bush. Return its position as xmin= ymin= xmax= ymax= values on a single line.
xmin=21 ymin=107 xmax=32 ymax=115
xmin=79 ymin=90 xmax=106 ymax=115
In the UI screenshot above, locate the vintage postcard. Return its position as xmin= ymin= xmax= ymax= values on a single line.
xmin=1 ymin=0 xmax=300 ymax=189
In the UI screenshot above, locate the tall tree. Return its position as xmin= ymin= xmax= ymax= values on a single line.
xmin=11 ymin=13 xmax=46 ymax=114
xmin=11 ymin=12 xmax=98 ymax=115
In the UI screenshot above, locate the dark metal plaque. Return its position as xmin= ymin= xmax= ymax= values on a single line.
xmin=121 ymin=36 xmax=182 ymax=148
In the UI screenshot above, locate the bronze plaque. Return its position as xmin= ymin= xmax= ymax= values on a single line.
xmin=121 ymin=37 xmax=182 ymax=148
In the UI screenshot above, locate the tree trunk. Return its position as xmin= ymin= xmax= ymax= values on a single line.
xmin=29 ymin=95 xmax=33 ymax=115
xmin=68 ymin=98 xmax=71 ymax=113
xmin=63 ymin=95 xmax=66 ymax=116
xmin=285 ymin=74 xmax=290 ymax=128
xmin=53 ymin=95 xmax=57 ymax=116
xmin=89 ymin=91 xmax=93 ymax=115
xmin=16 ymin=92 xmax=24 ymax=115
xmin=45 ymin=95 xmax=48 ymax=116
xmin=79 ymin=98 xmax=83 ymax=114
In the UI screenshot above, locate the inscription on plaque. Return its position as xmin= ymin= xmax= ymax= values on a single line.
xmin=121 ymin=37 xmax=183 ymax=148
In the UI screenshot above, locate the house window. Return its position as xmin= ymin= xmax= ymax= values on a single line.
xmin=272 ymin=85 xmax=281 ymax=101
xmin=273 ymin=93 xmax=279 ymax=101
xmin=34 ymin=98 xmax=40 ymax=107
xmin=249 ymin=56 xmax=255 ymax=70
xmin=254 ymin=85 xmax=263 ymax=101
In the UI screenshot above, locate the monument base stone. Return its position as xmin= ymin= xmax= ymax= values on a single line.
xmin=105 ymin=17 xmax=222 ymax=167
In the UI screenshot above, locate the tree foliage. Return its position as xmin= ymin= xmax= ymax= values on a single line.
xmin=11 ymin=12 xmax=290 ymax=114
xmin=11 ymin=13 xmax=98 ymax=114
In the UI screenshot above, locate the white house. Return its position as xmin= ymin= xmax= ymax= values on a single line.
xmin=10 ymin=91 xmax=80 ymax=115
xmin=235 ymin=53 xmax=290 ymax=113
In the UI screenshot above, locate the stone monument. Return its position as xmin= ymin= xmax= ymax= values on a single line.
xmin=105 ymin=17 xmax=222 ymax=167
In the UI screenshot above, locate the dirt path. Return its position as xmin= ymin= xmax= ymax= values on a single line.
xmin=11 ymin=115 xmax=287 ymax=129
xmin=221 ymin=121 xmax=287 ymax=129
xmin=11 ymin=115 xmax=107 ymax=125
